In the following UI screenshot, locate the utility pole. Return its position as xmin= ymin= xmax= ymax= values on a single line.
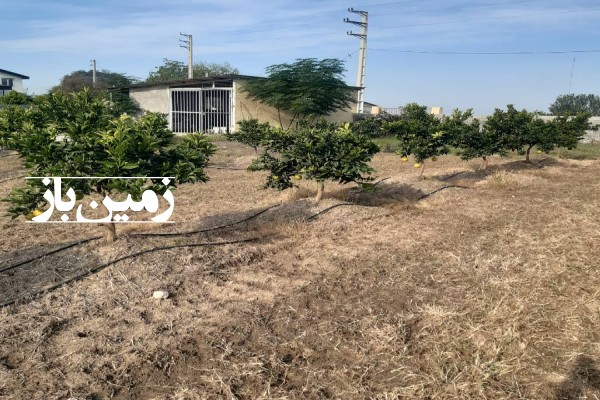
xmin=180 ymin=33 xmax=193 ymax=79
xmin=345 ymin=8 xmax=368 ymax=114
xmin=90 ymin=59 xmax=97 ymax=88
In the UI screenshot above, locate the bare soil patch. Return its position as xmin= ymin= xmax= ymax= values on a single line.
xmin=1 ymin=146 xmax=600 ymax=399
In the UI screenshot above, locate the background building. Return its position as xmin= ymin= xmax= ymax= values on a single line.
xmin=127 ymin=75 xmax=361 ymax=134
xmin=0 ymin=69 xmax=29 ymax=96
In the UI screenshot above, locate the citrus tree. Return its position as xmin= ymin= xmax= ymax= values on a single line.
xmin=249 ymin=120 xmax=379 ymax=202
xmin=350 ymin=113 xmax=403 ymax=138
xmin=0 ymin=105 xmax=28 ymax=150
xmin=449 ymin=109 xmax=504 ymax=169
xmin=3 ymin=88 xmax=216 ymax=241
xmin=484 ymin=105 xmax=590 ymax=162
xmin=484 ymin=105 xmax=534 ymax=162
xmin=383 ymin=103 xmax=450 ymax=173
xmin=0 ymin=91 xmax=31 ymax=105
xmin=552 ymin=112 xmax=591 ymax=154
xmin=225 ymin=118 xmax=271 ymax=154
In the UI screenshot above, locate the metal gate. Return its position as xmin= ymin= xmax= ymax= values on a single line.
xmin=170 ymin=88 xmax=233 ymax=134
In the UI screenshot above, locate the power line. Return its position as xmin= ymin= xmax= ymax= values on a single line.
xmin=368 ymin=0 xmax=544 ymax=16
xmin=376 ymin=7 xmax=600 ymax=29
xmin=369 ymin=48 xmax=600 ymax=55
xmin=227 ymin=6 xmax=600 ymax=44
xmin=568 ymin=57 xmax=576 ymax=94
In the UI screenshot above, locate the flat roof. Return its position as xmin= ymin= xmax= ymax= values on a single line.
xmin=0 ymin=69 xmax=29 ymax=79
xmin=126 ymin=74 xmax=263 ymax=90
xmin=126 ymin=74 xmax=361 ymax=91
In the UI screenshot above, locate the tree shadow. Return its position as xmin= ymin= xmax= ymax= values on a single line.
xmin=145 ymin=182 xmax=429 ymax=235
xmin=339 ymin=182 xmax=436 ymax=207
xmin=555 ymin=355 xmax=600 ymax=399
xmin=0 ymin=241 xmax=103 ymax=306
xmin=433 ymin=157 xmax=561 ymax=183
xmin=499 ymin=157 xmax=560 ymax=171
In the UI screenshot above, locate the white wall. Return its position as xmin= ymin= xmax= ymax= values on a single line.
xmin=0 ymin=72 xmax=25 ymax=93
xmin=129 ymin=86 xmax=171 ymax=114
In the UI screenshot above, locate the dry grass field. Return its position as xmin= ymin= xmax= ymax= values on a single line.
xmin=1 ymin=142 xmax=600 ymax=399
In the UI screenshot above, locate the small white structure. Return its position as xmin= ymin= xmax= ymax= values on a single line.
xmin=0 ymin=69 xmax=29 ymax=96
xmin=430 ymin=106 xmax=443 ymax=115
xmin=127 ymin=75 xmax=359 ymax=134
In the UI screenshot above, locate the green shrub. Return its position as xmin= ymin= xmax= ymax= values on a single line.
xmin=249 ymin=120 xmax=379 ymax=202
xmin=3 ymin=88 xmax=216 ymax=240
xmin=226 ymin=118 xmax=271 ymax=153
xmin=0 ymin=105 xmax=28 ymax=149
xmin=0 ymin=91 xmax=31 ymax=105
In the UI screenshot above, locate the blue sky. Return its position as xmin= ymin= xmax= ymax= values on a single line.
xmin=2 ymin=0 xmax=600 ymax=114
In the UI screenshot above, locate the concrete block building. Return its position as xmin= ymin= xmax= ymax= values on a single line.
xmin=127 ymin=75 xmax=360 ymax=134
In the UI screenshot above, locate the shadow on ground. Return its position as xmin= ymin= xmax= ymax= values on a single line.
xmin=433 ymin=157 xmax=561 ymax=183
xmin=555 ymin=355 xmax=600 ymax=399
xmin=0 ymin=241 xmax=103 ymax=306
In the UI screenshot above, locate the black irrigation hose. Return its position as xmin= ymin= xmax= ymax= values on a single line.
xmin=373 ymin=177 xmax=391 ymax=186
xmin=0 ymin=184 xmax=470 ymax=276
xmin=307 ymin=185 xmax=469 ymax=221
xmin=417 ymin=185 xmax=468 ymax=201
xmin=0 ymin=174 xmax=26 ymax=185
xmin=0 ymin=205 xmax=281 ymax=274
xmin=0 ymin=236 xmax=102 ymax=275
xmin=306 ymin=203 xmax=354 ymax=222
xmin=0 ymin=236 xmax=265 ymax=308
xmin=131 ymin=204 xmax=281 ymax=238
xmin=439 ymin=171 xmax=466 ymax=181
xmin=0 ymin=186 xmax=472 ymax=308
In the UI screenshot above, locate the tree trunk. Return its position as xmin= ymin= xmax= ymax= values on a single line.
xmin=419 ymin=162 xmax=426 ymax=177
xmin=556 ymin=147 xmax=562 ymax=159
xmin=104 ymin=222 xmax=117 ymax=242
xmin=287 ymin=113 xmax=299 ymax=130
xmin=277 ymin=109 xmax=283 ymax=130
xmin=315 ymin=182 xmax=325 ymax=203
xmin=100 ymin=200 xmax=117 ymax=242
xmin=481 ymin=156 xmax=488 ymax=170
xmin=525 ymin=146 xmax=532 ymax=163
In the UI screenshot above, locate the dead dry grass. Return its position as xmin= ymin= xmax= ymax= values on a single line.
xmin=1 ymin=147 xmax=600 ymax=399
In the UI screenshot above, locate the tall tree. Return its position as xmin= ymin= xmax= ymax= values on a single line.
xmin=52 ymin=70 xmax=138 ymax=93
xmin=241 ymin=58 xmax=354 ymax=129
xmin=145 ymin=59 xmax=239 ymax=84
xmin=549 ymin=94 xmax=600 ymax=116
xmin=52 ymin=69 xmax=140 ymax=115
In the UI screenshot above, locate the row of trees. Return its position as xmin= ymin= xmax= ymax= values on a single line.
xmin=226 ymin=103 xmax=590 ymax=199
xmin=52 ymin=59 xmax=238 ymax=94
xmin=350 ymin=103 xmax=591 ymax=166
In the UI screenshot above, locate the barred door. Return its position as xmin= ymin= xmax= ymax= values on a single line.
xmin=170 ymin=88 xmax=233 ymax=134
